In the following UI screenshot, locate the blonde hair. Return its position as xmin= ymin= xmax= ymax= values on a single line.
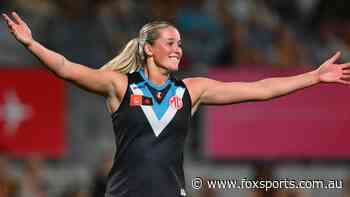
xmin=100 ymin=21 xmax=174 ymax=74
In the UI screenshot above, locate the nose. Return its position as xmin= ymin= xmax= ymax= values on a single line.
xmin=173 ymin=45 xmax=182 ymax=57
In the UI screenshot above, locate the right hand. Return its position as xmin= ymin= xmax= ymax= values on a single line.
xmin=2 ymin=12 xmax=34 ymax=46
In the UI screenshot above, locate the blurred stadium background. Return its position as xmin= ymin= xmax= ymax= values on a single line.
xmin=1 ymin=0 xmax=350 ymax=197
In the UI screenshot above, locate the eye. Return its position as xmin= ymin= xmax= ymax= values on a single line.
xmin=166 ymin=40 xmax=182 ymax=48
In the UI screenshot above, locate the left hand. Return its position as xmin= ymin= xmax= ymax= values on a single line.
xmin=317 ymin=52 xmax=350 ymax=84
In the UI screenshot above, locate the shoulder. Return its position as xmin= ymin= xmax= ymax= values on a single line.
xmin=182 ymin=77 xmax=212 ymax=90
xmin=182 ymin=77 xmax=211 ymax=106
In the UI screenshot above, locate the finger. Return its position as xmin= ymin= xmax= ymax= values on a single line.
xmin=12 ymin=12 xmax=24 ymax=25
xmin=343 ymin=69 xmax=350 ymax=74
xmin=340 ymin=63 xmax=350 ymax=69
xmin=2 ymin=14 xmax=16 ymax=30
xmin=341 ymin=75 xmax=350 ymax=79
xmin=341 ymin=74 xmax=350 ymax=79
xmin=328 ymin=51 xmax=341 ymax=64
xmin=2 ymin=13 xmax=13 ymax=25
xmin=337 ymin=79 xmax=350 ymax=85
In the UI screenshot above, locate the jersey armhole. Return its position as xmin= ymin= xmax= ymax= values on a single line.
xmin=181 ymin=79 xmax=193 ymax=117
xmin=110 ymin=74 xmax=130 ymax=120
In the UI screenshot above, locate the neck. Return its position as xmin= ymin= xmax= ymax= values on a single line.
xmin=144 ymin=60 xmax=170 ymax=86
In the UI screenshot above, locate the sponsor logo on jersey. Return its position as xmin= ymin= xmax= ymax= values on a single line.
xmin=130 ymin=94 xmax=142 ymax=106
xmin=170 ymin=96 xmax=183 ymax=110
xmin=142 ymin=97 xmax=153 ymax=106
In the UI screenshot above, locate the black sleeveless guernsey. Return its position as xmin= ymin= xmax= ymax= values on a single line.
xmin=105 ymin=69 xmax=192 ymax=197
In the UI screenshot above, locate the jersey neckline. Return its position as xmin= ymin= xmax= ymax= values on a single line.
xmin=138 ymin=68 xmax=171 ymax=91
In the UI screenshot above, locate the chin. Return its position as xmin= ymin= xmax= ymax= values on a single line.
xmin=165 ymin=64 xmax=179 ymax=72
xmin=169 ymin=66 xmax=179 ymax=72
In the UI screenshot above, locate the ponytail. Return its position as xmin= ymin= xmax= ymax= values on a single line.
xmin=100 ymin=38 xmax=142 ymax=74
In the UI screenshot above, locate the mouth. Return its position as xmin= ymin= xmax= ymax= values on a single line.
xmin=169 ymin=56 xmax=180 ymax=61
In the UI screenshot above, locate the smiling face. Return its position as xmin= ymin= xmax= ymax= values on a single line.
xmin=145 ymin=26 xmax=183 ymax=72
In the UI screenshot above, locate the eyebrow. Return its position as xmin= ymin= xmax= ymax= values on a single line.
xmin=165 ymin=38 xmax=182 ymax=42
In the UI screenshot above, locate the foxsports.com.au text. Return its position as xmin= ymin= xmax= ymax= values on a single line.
xmin=191 ymin=177 xmax=343 ymax=191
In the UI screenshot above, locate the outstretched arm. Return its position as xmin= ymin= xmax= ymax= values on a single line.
xmin=184 ymin=52 xmax=350 ymax=113
xmin=2 ymin=12 xmax=125 ymax=97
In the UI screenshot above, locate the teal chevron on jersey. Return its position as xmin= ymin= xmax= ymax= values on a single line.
xmin=130 ymin=83 xmax=185 ymax=137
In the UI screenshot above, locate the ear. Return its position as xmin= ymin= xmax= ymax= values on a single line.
xmin=144 ymin=43 xmax=153 ymax=57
